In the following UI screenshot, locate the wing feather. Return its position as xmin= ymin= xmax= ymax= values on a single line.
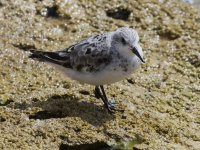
xmin=68 ymin=34 xmax=112 ymax=72
xmin=29 ymin=33 xmax=112 ymax=72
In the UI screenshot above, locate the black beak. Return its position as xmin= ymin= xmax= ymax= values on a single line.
xmin=131 ymin=47 xmax=145 ymax=63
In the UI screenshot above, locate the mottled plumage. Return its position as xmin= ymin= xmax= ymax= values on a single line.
xmin=29 ymin=27 xmax=144 ymax=112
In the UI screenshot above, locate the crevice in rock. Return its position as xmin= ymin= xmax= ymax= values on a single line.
xmin=135 ymin=17 xmax=141 ymax=22
xmin=0 ymin=116 xmax=6 ymax=122
xmin=127 ymin=78 xmax=135 ymax=84
xmin=79 ymin=90 xmax=90 ymax=95
xmin=46 ymin=6 xmax=59 ymax=18
xmin=106 ymin=8 xmax=131 ymax=21
xmin=158 ymin=31 xmax=181 ymax=40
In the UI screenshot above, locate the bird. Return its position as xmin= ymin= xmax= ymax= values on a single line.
xmin=28 ymin=27 xmax=144 ymax=113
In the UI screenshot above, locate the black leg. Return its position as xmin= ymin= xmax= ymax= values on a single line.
xmin=94 ymin=86 xmax=106 ymax=103
xmin=100 ymin=85 xmax=116 ymax=112
xmin=94 ymin=86 xmax=101 ymax=99
xmin=94 ymin=85 xmax=115 ymax=113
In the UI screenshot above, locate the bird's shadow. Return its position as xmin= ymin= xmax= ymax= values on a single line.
xmin=10 ymin=94 xmax=115 ymax=126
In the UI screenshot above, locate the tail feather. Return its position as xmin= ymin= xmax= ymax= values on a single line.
xmin=29 ymin=50 xmax=71 ymax=68
xmin=29 ymin=50 xmax=47 ymax=60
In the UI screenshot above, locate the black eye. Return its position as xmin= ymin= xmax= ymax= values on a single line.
xmin=121 ymin=37 xmax=126 ymax=45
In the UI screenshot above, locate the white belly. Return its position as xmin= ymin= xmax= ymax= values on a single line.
xmin=51 ymin=56 xmax=141 ymax=85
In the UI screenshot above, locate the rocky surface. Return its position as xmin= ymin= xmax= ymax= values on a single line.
xmin=0 ymin=0 xmax=199 ymax=149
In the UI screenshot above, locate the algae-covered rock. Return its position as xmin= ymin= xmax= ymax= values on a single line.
xmin=0 ymin=0 xmax=199 ymax=149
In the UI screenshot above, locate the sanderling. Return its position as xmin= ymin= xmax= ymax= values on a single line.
xmin=29 ymin=27 xmax=144 ymax=112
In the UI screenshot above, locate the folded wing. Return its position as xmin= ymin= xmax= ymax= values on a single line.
xmin=29 ymin=34 xmax=112 ymax=72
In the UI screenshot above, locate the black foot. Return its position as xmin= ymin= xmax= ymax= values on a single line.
xmin=94 ymin=85 xmax=120 ymax=113
xmin=104 ymin=101 xmax=116 ymax=113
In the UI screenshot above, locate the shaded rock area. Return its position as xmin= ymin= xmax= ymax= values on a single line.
xmin=0 ymin=0 xmax=199 ymax=149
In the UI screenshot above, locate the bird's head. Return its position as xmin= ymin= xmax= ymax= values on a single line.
xmin=111 ymin=27 xmax=144 ymax=63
